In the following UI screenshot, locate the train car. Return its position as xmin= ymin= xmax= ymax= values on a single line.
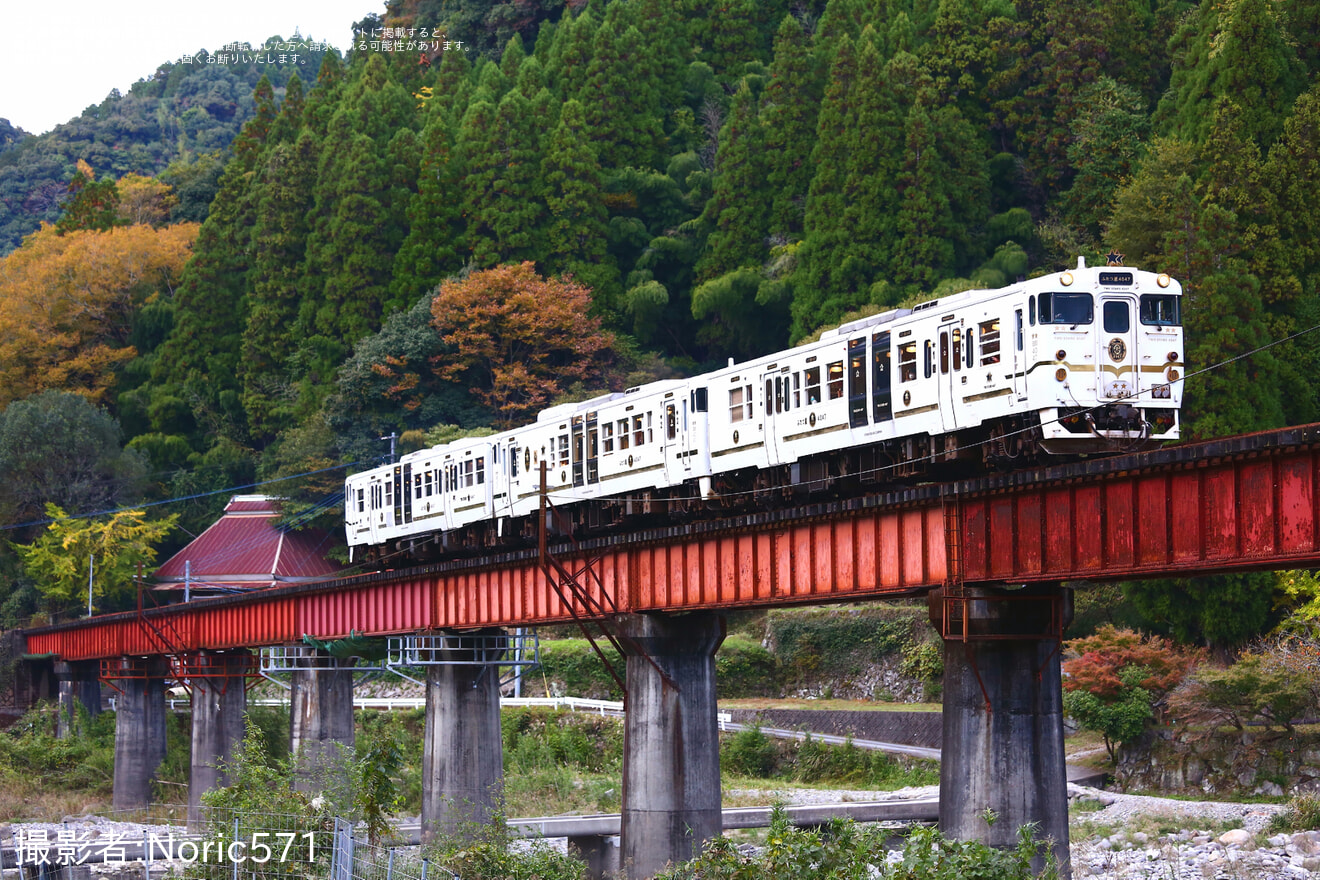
xmin=345 ymin=258 xmax=1183 ymax=562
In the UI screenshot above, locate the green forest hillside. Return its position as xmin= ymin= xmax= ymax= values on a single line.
xmin=3 ymin=0 xmax=1320 ymax=648
xmin=0 ymin=37 xmax=335 ymax=251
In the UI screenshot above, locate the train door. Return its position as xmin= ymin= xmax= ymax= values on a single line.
xmin=761 ymin=368 xmax=788 ymax=464
xmin=847 ymin=337 xmax=868 ymax=429
xmin=937 ymin=320 xmax=962 ymax=430
xmin=393 ymin=464 xmax=413 ymax=526
xmin=571 ymin=415 xmax=585 ymax=488
xmin=1096 ymin=295 xmax=1138 ymax=402
xmin=1012 ymin=307 xmax=1025 ymax=397
xmin=664 ymin=397 xmax=691 ymax=486
xmin=871 ymin=331 xmax=893 ymax=424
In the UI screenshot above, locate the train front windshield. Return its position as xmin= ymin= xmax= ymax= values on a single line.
xmin=1038 ymin=292 xmax=1093 ymax=325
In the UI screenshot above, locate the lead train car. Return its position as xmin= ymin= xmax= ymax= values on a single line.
xmin=346 ymin=258 xmax=1184 ymax=562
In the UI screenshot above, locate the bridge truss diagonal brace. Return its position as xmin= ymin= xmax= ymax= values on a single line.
xmin=538 ymin=461 xmax=678 ymax=703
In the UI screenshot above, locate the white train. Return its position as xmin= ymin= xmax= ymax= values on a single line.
xmin=345 ymin=258 xmax=1184 ymax=561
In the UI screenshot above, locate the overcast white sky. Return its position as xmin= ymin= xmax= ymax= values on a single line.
xmin=1 ymin=0 xmax=384 ymax=135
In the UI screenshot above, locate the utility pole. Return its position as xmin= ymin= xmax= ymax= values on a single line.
xmin=380 ymin=432 xmax=398 ymax=464
xmin=87 ymin=553 xmax=94 ymax=617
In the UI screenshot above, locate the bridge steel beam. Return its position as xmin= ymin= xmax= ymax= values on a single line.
xmin=25 ymin=425 xmax=1320 ymax=658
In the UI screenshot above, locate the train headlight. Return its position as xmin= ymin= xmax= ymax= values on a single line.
xmin=1056 ymin=349 xmax=1067 ymax=361
xmin=1167 ymin=368 xmax=1180 ymax=382
xmin=1167 ymin=351 xmax=1178 ymax=362
xmin=1055 ymin=368 xmax=1067 ymax=382
xmin=1157 ymin=274 xmax=1171 ymax=288
xmin=1061 ymin=272 xmax=1074 ymax=286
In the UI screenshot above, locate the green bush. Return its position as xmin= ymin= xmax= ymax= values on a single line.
xmin=1269 ymin=793 xmax=1320 ymax=833
xmin=716 ymin=635 xmax=781 ymax=697
xmin=768 ymin=607 xmax=917 ymax=686
xmin=0 ymin=705 xmax=118 ymax=797
xmin=899 ymin=640 xmax=943 ymax=684
xmin=534 ymin=639 xmax=624 ymax=699
xmin=424 ymin=820 xmax=584 ymax=880
xmin=1167 ymin=650 xmax=1318 ymax=733
xmin=721 ymin=728 xmax=939 ymax=790
xmin=722 ymin=726 xmax=777 ymax=777
xmin=657 ymin=810 xmax=1056 ymax=879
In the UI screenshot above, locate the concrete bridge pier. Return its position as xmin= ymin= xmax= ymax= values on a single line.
xmin=421 ymin=629 xmax=506 ymax=841
xmin=110 ymin=658 xmax=169 ymax=811
xmin=54 ymin=660 xmax=100 ymax=738
xmin=188 ymin=652 xmax=249 ymax=828
xmin=290 ymin=650 xmax=355 ymax=792
xmin=619 ymin=612 xmax=724 ymax=880
xmin=933 ymin=585 xmax=1073 ymax=877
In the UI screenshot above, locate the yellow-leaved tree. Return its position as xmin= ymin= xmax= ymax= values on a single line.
xmin=19 ymin=504 xmax=178 ymax=614
xmin=0 ymin=221 xmax=198 ymax=407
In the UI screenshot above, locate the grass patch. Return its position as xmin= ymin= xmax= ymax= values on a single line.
xmin=721 ymin=726 xmax=939 ymax=791
xmin=1269 ymin=793 xmax=1320 ymax=833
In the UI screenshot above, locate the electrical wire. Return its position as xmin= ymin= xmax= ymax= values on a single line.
xmin=0 ymin=461 xmax=361 ymax=533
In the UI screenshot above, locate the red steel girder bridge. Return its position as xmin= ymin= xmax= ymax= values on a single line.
xmin=25 ymin=423 xmax=1320 ymax=661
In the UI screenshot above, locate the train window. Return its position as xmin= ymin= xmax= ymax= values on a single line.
xmin=618 ymin=418 xmax=631 ymax=450
xmin=357 ymin=487 xmax=365 ymax=513
xmin=667 ymin=405 xmax=677 ymax=440
xmin=793 ymin=373 xmax=802 ymax=408
xmin=827 ymin=361 xmax=844 ymax=399
xmin=1038 ymin=292 xmax=1093 ymax=324
xmin=951 ymin=329 xmax=961 ymax=371
xmin=385 ymin=480 xmax=393 ymax=505
xmin=476 ymin=457 xmax=485 ymax=485
xmin=603 ymin=422 xmax=614 ymax=453
xmin=647 ymin=412 xmax=654 ymax=443
xmin=1103 ymin=301 xmax=1130 ymax=333
xmin=979 ymin=320 xmax=1001 ymax=364
xmin=556 ymin=435 xmax=568 ymax=466
xmin=899 ymin=342 xmax=917 ymax=382
xmin=424 ymin=471 xmax=433 ymax=497
xmin=1139 ymin=295 xmax=1180 ymax=326
xmin=414 ymin=473 xmax=423 ymax=500
xmin=805 ymin=368 xmax=822 ymax=404
xmin=633 ymin=415 xmax=646 ymax=447
xmin=510 ymin=449 xmax=519 ymax=478
xmin=730 ymin=385 xmax=753 ymax=421
xmin=967 ymin=330 xmax=975 ymax=368
xmin=1029 ymin=296 xmax=1036 ymax=325
xmin=1015 ymin=310 xmax=1024 ymax=350
xmin=765 ymin=380 xmax=773 ymax=415
xmin=924 ymin=341 xmax=934 ymax=379
xmin=692 ymin=387 xmax=709 ymax=412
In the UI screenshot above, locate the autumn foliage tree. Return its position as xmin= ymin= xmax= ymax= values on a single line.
xmin=1062 ymin=625 xmax=1204 ymax=760
xmin=0 ymin=222 xmax=198 ymax=408
xmin=19 ymin=503 xmax=177 ymax=614
xmin=430 ymin=263 xmax=620 ymax=426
